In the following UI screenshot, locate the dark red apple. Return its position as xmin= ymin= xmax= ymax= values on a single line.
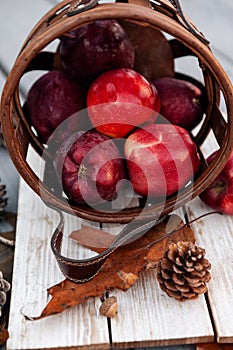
xmin=124 ymin=123 xmax=201 ymax=198
xmin=59 ymin=19 xmax=134 ymax=83
xmin=152 ymin=77 xmax=205 ymax=131
xmin=87 ymin=68 xmax=161 ymax=138
xmin=54 ymin=130 xmax=125 ymax=205
xmin=25 ymin=70 xmax=87 ymax=144
xmin=199 ymin=150 xmax=233 ymax=214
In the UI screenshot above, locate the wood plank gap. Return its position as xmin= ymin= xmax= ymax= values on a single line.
xmin=185 ymin=204 xmax=220 ymax=343
xmin=204 ymin=292 xmax=218 ymax=344
xmin=97 ymin=221 xmax=114 ymax=348
xmin=105 ymin=291 xmax=113 ymax=347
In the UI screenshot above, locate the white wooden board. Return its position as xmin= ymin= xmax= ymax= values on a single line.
xmin=111 ymin=271 xmax=214 ymax=348
xmin=7 ymin=148 xmax=110 ymax=350
xmin=189 ymin=197 xmax=233 ymax=344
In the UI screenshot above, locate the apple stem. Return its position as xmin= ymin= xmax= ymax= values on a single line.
xmin=78 ymin=164 xmax=87 ymax=178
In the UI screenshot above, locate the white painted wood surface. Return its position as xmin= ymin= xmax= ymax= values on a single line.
xmin=110 ymin=270 xmax=214 ymax=348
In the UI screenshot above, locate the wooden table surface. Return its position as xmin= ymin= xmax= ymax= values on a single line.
xmin=0 ymin=1 xmax=233 ymax=349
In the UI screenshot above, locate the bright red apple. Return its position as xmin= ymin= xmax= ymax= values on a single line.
xmin=124 ymin=123 xmax=201 ymax=198
xmin=54 ymin=130 xmax=126 ymax=205
xmin=152 ymin=77 xmax=205 ymax=131
xmin=87 ymin=68 xmax=161 ymax=138
xmin=199 ymin=150 xmax=233 ymax=214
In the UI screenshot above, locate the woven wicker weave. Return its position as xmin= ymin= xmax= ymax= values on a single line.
xmin=1 ymin=0 xmax=233 ymax=223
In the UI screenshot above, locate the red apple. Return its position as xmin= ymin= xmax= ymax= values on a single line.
xmin=25 ymin=70 xmax=87 ymax=144
xmin=59 ymin=19 xmax=134 ymax=83
xmin=54 ymin=130 xmax=125 ymax=205
xmin=87 ymin=68 xmax=161 ymax=138
xmin=199 ymin=150 xmax=233 ymax=214
xmin=124 ymin=123 xmax=201 ymax=198
xmin=152 ymin=77 xmax=205 ymax=131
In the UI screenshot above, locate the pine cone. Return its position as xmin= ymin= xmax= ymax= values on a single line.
xmin=0 ymin=271 xmax=11 ymax=317
xmin=157 ymin=241 xmax=211 ymax=301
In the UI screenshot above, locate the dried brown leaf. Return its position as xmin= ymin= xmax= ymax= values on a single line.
xmin=32 ymin=214 xmax=194 ymax=320
xmin=70 ymin=224 xmax=114 ymax=253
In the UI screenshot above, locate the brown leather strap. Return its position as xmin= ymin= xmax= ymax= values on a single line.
xmin=50 ymin=208 xmax=115 ymax=282
xmin=49 ymin=203 xmax=163 ymax=282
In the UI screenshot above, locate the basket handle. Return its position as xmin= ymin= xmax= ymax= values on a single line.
xmin=49 ymin=203 xmax=163 ymax=283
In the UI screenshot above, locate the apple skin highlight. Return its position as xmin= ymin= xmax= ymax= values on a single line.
xmin=124 ymin=124 xmax=201 ymax=199
xmin=87 ymin=68 xmax=161 ymax=138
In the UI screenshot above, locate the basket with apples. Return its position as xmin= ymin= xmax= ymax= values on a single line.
xmin=1 ymin=0 xmax=233 ymax=225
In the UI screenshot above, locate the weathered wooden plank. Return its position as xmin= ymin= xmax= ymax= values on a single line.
xmin=186 ymin=124 xmax=233 ymax=344
xmin=189 ymin=198 xmax=233 ymax=344
xmin=111 ymin=273 xmax=213 ymax=348
xmin=102 ymin=213 xmax=214 ymax=349
xmin=7 ymin=147 xmax=110 ymax=350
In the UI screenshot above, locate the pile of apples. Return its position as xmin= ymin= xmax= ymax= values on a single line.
xmin=25 ymin=19 xmax=233 ymax=214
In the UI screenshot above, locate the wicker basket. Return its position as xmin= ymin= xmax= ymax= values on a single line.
xmin=1 ymin=0 xmax=233 ymax=224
